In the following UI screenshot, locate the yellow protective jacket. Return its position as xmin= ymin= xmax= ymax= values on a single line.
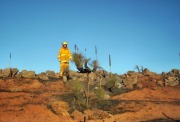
xmin=58 ymin=47 xmax=72 ymax=63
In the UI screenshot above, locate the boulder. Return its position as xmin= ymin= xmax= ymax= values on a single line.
xmin=116 ymin=82 xmax=123 ymax=89
xmin=124 ymin=82 xmax=134 ymax=89
xmin=51 ymin=101 xmax=70 ymax=116
xmin=125 ymin=75 xmax=138 ymax=85
xmin=21 ymin=70 xmax=35 ymax=78
xmin=71 ymin=110 xmax=84 ymax=121
xmin=142 ymin=68 xmax=150 ymax=75
xmin=164 ymin=77 xmax=179 ymax=86
xmin=127 ymin=70 xmax=136 ymax=76
xmin=136 ymin=83 xmax=143 ymax=89
xmin=38 ymin=73 xmax=49 ymax=81
xmin=15 ymin=72 xmax=22 ymax=78
xmin=84 ymin=109 xmax=110 ymax=120
xmin=46 ymin=70 xmax=59 ymax=78
xmin=11 ymin=68 xmax=19 ymax=77
xmin=156 ymin=80 xmax=164 ymax=86
xmin=0 ymin=68 xmax=11 ymax=78
xmin=170 ymin=69 xmax=180 ymax=75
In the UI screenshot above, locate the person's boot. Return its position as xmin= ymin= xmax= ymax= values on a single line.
xmin=62 ymin=75 xmax=67 ymax=83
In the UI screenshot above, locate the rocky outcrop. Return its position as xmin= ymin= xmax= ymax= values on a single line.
xmin=11 ymin=68 xmax=19 ymax=77
xmin=156 ymin=69 xmax=180 ymax=87
xmin=0 ymin=67 xmax=179 ymax=89
xmin=0 ymin=68 xmax=19 ymax=78
xmin=0 ymin=68 xmax=61 ymax=81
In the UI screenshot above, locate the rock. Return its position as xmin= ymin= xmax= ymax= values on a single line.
xmin=38 ymin=73 xmax=49 ymax=80
xmin=143 ymin=68 xmax=150 ymax=75
xmin=15 ymin=72 xmax=22 ymax=78
xmin=21 ymin=70 xmax=35 ymax=78
xmin=84 ymin=109 xmax=110 ymax=120
xmin=51 ymin=101 xmax=70 ymax=117
xmin=127 ymin=70 xmax=135 ymax=76
xmin=124 ymin=82 xmax=134 ymax=89
xmin=0 ymin=68 xmax=11 ymax=78
xmin=165 ymin=77 xmax=179 ymax=86
xmin=46 ymin=70 xmax=59 ymax=78
xmin=168 ymin=77 xmax=176 ymax=82
xmin=11 ymin=68 xmax=19 ymax=77
xmin=71 ymin=110 xmax=84 ymax=121
xmin=171 ymin=69 xmax=180 ymax=75
xmin=126 ymin=75 xmax=138 ymax=85
xmin=161 ymin=72 xmax=167 ymax=76
xmin=136 ymin=83 xmax=143 ymax=89
xmin=156 ymin=80 xmax=164 ymax=86
xmin=116 ymin=82 xmax=123 ymax=88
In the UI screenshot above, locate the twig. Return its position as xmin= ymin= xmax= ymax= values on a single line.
xmin=162 ymin=112 xmax=180 ymax=122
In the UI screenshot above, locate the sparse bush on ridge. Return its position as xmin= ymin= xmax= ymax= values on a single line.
xmin=135 ymin=65 xmax=144 ymax=73
xmin=72 ymin=52 xmax=101 ymax=73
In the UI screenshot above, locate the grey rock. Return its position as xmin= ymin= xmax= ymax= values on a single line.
xmin=38 ymin=73 xmax=49 ymax=80
xmin=21 ymin=70 xmax=35 ymax=78
xmin=46 ymin=70 xmax=58 ymax=78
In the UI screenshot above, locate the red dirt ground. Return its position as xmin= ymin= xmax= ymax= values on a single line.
xmin=0 ymin=78 xmax=180 ymax=122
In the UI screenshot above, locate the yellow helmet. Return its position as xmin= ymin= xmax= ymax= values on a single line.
xmin=62 ymin=41 xmax=68 ymax=45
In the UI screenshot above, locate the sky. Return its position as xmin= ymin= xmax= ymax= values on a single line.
xmin=0 ymin=0 xmax=180 ymax=74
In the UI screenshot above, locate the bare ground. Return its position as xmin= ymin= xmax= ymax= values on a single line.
xmin=0 ymin=78 xmax=180 ymax=122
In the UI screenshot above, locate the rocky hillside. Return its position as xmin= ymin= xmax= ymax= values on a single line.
xmin=0 ymin=68 xmax=180 ymax=122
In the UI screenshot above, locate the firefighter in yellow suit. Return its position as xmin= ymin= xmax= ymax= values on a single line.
xmin=58 ymin=41 xmax=72 ymax=77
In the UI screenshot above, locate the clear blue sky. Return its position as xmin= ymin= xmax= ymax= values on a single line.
xmin=0 ymin=0 xmax=180 ymax=74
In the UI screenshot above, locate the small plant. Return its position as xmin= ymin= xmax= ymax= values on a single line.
xmin=135 ymin=65 xmax=140 ymax=73
xmin=135 ymin=65 xmax=144 ymax=73
xmin=72 ymin=52 xmax=101 ymax=73
xmin=141 ymin=66 xmax=144 ymax=72
xmin=70 ymin=79 xmax=85 ymax=95
xmin=104 ymin=74 xmax=117 ymax=93
xmin=96 ymin=88 xmax=106 ymax=101
xmin=70 ymin=79 xmax=88 ymax=111
xmin=109 ymin=54 xmax=111 ymax=70
xmin=72 ymin=52 xmax=84 ymax=71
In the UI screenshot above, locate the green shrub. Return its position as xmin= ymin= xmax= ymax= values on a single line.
xmin=96 ymin=88 xmax=106 ymax=101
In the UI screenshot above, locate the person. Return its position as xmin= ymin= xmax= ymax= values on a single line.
xmin=58 ymin=41 xmax=72 ymax=78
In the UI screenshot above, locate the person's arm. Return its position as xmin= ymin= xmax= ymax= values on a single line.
xmin=58 ymin=48 xmax=61 ymax=61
